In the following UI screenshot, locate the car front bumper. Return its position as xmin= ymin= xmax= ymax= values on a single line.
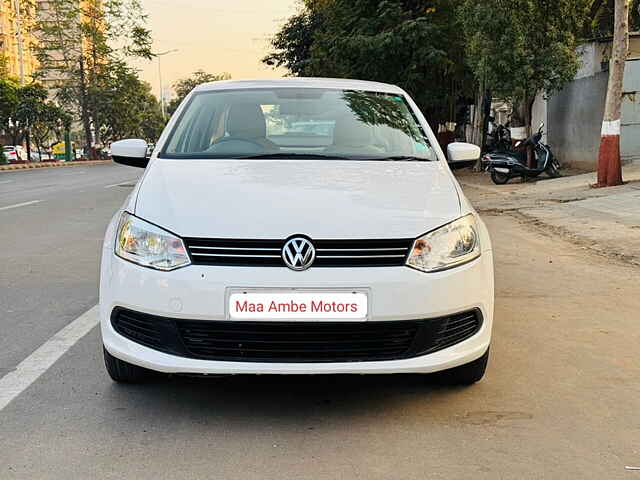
xmin=100 ymin=245 xmax=494 ymax=375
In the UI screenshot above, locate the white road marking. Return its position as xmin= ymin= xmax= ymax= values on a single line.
xmin=0 ymin=180 xmax=13 ymax=185
xmin=0 ymin=306 xmax=99 ymax=412
xmin=104 ymin=180 xmax=135 ymax=189
xmin=0 ymin=200 xmax=41 ymax=211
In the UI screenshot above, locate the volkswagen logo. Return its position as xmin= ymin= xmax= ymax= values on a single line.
xmin=282 ymin=237 xmax=316 ymax=271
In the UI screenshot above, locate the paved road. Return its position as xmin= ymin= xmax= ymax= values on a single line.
xmin=1 ymin=164 xmax=639 ymax=479
xmin=0 ymin=164 xmax=140 ymax=374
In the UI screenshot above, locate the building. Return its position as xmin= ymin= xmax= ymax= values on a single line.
xmin=533 ymin=34 xmax=640 ymax=170
xmin=0 ymin=0 xmax=38 ymax=82
xmin=36 ymin=0 xmax=105 ymax=91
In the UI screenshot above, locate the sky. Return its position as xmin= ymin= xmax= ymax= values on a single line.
xmin=132 ymin=0 xmax=299 ymax=99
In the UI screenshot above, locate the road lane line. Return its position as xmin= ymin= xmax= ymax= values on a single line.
xmin=0 ymin=180 xmax=13 ymax=185
xmin=0 ymin=306 xmax=99 ymax=412
xmin=0 ymin=200 xmax=41 ymax=211
xmin=105 ymin=180 xmax=136 ymax=189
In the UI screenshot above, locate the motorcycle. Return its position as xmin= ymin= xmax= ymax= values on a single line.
xmin=483 ymin=123 xmax=561 ymax=185
xmin=487 ymin=122 xmax=512 ymax=153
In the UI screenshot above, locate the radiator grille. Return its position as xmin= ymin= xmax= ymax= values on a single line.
xmin=183 ymin=238 xmax=413 ymax=268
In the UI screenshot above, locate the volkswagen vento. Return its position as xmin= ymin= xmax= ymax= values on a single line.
xmin=101 ymin=78 xmax=494 ymax=385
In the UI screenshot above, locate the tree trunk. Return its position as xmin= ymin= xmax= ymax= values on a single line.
xmin=596 ymin=0 xmax=628 ymax=187
xmin=25 ymin=124 xmax=31 ymax=163
xmin=471 ymin=83 xmax=485 ymax=171
xmin=79 ymin=59 xmax=94 ymax=160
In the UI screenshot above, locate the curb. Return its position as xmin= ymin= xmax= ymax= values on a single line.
xmin=0 ymin=160 xmax=112 ymax=171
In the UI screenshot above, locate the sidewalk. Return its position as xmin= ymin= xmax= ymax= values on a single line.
xmin=0 ymin=160 xmax=112 ymax=171
xmin=457 ymin=164 xmax=640 ymax=266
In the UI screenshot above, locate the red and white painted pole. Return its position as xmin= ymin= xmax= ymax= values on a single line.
xmin=596 ymin=0 xmax=629 ymax=188
xmin=597 ymin=119 xmax=623 ymax=187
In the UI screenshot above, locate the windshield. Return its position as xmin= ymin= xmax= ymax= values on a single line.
xmin=161 ymin=88 xmax=436 ymax=161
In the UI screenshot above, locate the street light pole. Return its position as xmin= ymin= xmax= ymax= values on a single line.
xmin=155 ymin=49 xmax=179 ymax=121
xmin=13 ymin=0 xmax=25 ymax=86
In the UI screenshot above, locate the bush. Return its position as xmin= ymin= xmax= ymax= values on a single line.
xmin=0 ymin=145 xmax=7 ymax=164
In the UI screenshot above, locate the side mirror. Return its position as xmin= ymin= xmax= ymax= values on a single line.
xmin=447 ymin=142 xmax=481 ymax=163
xmin=111 ymin=139 xmax=149 ymax=168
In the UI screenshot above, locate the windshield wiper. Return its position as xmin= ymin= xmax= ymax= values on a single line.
xmin=235 ymin=153 xmax=351 ymax=160
xmin=370 ymin=155 xmax=436 ymax=162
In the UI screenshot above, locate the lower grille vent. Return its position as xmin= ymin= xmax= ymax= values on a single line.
xmin=111 ymin=308 xmax=482 ymax=363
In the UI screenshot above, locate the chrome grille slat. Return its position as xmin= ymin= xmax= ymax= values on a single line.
xmin=317 ymin=248 xmax=408 ymax=252
xmin=191 ymin=253 xmax=281 ymax=258
xmin=190 ymin=246 xmax=280 ymax=251
xmin=319 ymin=255 xmax=407 ymax=259
xmin=184 ymin=237 xmax=413 ymax=267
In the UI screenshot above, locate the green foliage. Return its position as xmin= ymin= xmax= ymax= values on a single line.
xmin=264 ymin=0 xmax=475 ymax=125
xmin=0 ymin=79 xmax=70 ymax=153
xmin=262 ymin=7 xmax=325 ymax=76
xmin=0 ymin=54 xmax=9 ymax=78
xmin=33 ymin=0 xmax=154 ymax=155
xmin=95 ymin=62 xmax=164 ymax=143
xmin=460 ymin=0 xmax=591 ymax=126
xmin=167 ymin=70 xmax=231 ymax=115
xmin=583 ymin=0 xmax=640 ymax=38
xmin=31 ymin=103 xmax=72 ymax=157
xmin=0 ymin=78 xmax=19 ymax=129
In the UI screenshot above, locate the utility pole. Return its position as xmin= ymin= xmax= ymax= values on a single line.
xmin=155 ymin=49 xmax=178 ymax=121
xmin=596 ymin=0 xmax=629 ymax=187
xmin=13 ymin=0 xmax=25 ymax=86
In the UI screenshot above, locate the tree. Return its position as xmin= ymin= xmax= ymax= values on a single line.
xmin=263 ymin=0 xmax=476 ymax=128
xmin=31 ymin=103 xmax=71 ymax=159
xmin=33 ymin=0 xmax=153 ymax=158
xmin=13 ymin=83 xmax=49 ymax=161
xmin=262 ymin=6 xmax=325 ymax=76
xmin=167 ymin=70 xmax=231 ymax=115
xmin=95 ymin=62 xmax=164 ymax=143
xmin=596 ymin=0 xmax=629 ymax=187
xmin=0 ymin=78 xmax=19 ymax=132
xmin=583 ymin=0 xmax=640 ymax=37
xmin=460 ymin=0 xmax=591 ymax=138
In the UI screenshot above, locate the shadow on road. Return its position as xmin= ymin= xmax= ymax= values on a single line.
xmin=102 ymin=373 xmax=472 ymax=424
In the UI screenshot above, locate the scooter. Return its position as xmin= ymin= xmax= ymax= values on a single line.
xmin=483 ymin=123 xmax=561 ymax=185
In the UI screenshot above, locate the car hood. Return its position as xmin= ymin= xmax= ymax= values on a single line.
xmin=134 ymin=159 xmax=461 ymax=239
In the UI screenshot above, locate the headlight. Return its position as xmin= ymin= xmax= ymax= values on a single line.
xmin=115 ymin=212 xmax=190 ymax=271
xmin=407 ymin=214 xmax=481 ymax=273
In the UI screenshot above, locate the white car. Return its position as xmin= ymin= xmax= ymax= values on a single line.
xmin=3 ymin=145 xmax=26 ymax=163
xmin=101 ymin=78 xmax=494 ymax=385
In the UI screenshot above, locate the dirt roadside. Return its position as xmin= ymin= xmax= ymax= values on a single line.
xmin=457 ymin=164 xmax=640 ymax=267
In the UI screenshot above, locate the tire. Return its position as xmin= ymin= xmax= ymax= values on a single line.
xmin=432 ymin=348 xmax=490 ymax=386
xmin=103 ymin=346 xmax=154 ymax=383
xmin=490 ymin=169 xmax=510 ymax=185
xmin=547 ymin=161 xmax=561 ymax=178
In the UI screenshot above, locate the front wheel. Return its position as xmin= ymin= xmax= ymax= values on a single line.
xmin=103 ymin=346 xmax=155 ymax=383
xmin=431 ymin=348 xmax=490 ymax=385
xmin=490 ymin=169 xmax=511 ymax=185
xmin=547 ymin=160 xmax=561 ymax=178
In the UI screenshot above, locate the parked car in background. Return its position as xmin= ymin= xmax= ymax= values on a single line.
xmin=3 ymin=146 xmax=26 ymax=163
